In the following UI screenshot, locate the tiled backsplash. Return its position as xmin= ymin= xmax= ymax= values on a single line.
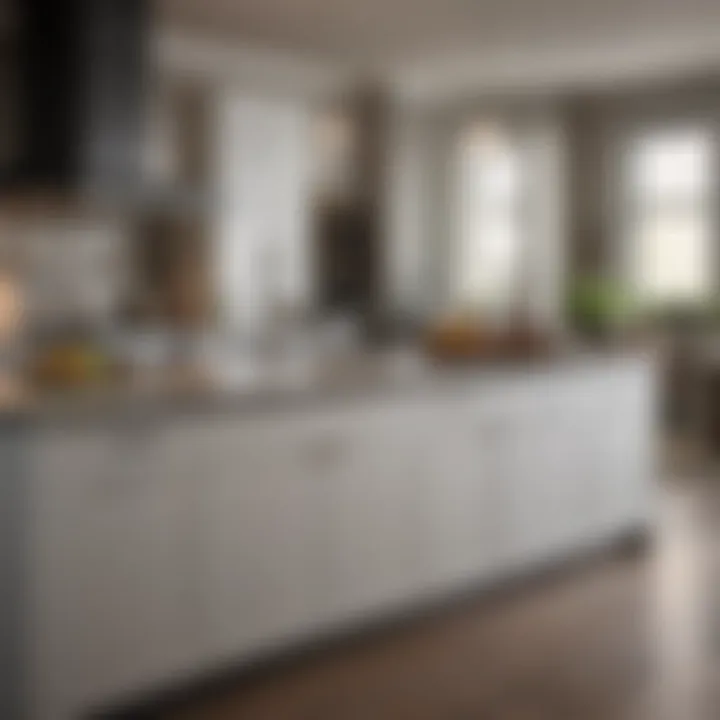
xmin=0 ymin=215 xmax=130 ymax=331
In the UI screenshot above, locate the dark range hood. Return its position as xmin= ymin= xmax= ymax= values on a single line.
xmin=3 ymin=0 xmax=150 ymax=203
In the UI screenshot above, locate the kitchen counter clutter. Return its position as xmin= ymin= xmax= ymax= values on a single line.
xmin=2 ymin=346 xmax=652 ymax=423
xmin=0 ymin=351 xmax=658 ymax=719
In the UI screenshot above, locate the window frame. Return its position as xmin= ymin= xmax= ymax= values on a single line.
xmin=619 ymin=123 xmax=718 ymax=309
xmin=451 ymin=119 xmax=530 ymax=317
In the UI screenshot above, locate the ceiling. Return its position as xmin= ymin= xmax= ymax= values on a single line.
xmin=160 ymin=0 xmax=720 ymax=97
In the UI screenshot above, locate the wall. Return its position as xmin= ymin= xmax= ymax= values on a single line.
xmin=0 ymin=212 xmax=130 ymax=332
xmin=151 ymin=32 xmax=359 ymax=333
xmin=383 ymin=102 xmax=462 ymax=321
xmin=383 ymin=105 xmax=434 ymax=318
xmin=384 ymin=77 xmax=720 ymax=329
xmin=0 ymin=31 xmax=349 ymax=335
xmin=160 ymin=35 xmax=720 ymax=330
xmin=155 ymin=31 xmax=353 ymax=101
xmin=565 ymin=78 xmax=720 ymax=285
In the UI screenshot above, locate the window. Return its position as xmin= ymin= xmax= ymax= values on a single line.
xmin=625 ymin=128 xmax=715 ymax=306
xmin=453 ymin=122 xmax=525 ymax=319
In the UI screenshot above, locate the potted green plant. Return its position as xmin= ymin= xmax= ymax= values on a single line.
xmin=568 ymin=276 xmax=636 ymax=342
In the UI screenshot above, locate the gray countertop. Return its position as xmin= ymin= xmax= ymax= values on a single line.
xmin=0 ymin=347 xmax=654 ymax=428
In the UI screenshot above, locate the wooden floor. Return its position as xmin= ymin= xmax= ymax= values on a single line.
xmin=151 ymin=476 xmax=720 ymax=720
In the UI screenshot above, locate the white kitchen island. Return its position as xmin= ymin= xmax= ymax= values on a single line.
xmin=1 ymin=352 xmax=657 ymax=719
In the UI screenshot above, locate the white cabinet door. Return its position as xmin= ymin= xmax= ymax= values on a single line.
xmin=489 ymin=407 xmax=546 ymax=571
xmin=494 ymin=378 xmax=613 ymax=566
xmin=29 ymin=429 xmax=117 ymax=720
xmin=197 ymin=402 xmax=435 ymax=660
xmin=455 ymin=385 xmax=552 ymax=574
xmin=29 ymin=423 xmax=199 ymax=719
xmin=197 ymin=412 xmax=334 ymax=664
xmin=587 ymin=366 xmax=656 ymax=534
xmin=461 ymin=381 xmax=585 ymax=574
xmin=522 ymin=409 xmax=585 ymax=560
xmin=421 ymin=395 xmax=501 ymax=592
xmin=327 ymin=402 xmax=432 ymax=620
xmin=135 ymin=426 xmax=208 ymax=688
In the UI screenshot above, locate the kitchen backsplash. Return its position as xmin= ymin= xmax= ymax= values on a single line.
xmin=0 ymin=213 xmax=130 ymax=333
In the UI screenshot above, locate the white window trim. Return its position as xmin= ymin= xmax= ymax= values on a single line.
xmin=617 ymin=122 xmax=718 ymax=308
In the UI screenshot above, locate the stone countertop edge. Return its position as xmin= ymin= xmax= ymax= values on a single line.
xmin=0 ymin=351 xmax=655 ymax=431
